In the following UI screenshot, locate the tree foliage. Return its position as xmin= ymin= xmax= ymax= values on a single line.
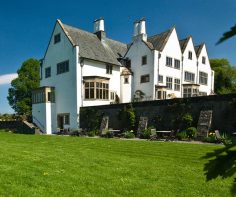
xmin=7 ymin=58 xmax=40 ymax=116
xmin=217 ymin=24 xmax=236 ymax=44
xmin=210 ymin=58 xmax=236 ymax=94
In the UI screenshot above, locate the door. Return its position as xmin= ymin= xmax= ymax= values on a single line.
xmin=57 ymin=115 xmax=64 ymax=130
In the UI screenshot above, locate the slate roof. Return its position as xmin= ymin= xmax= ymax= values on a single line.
xmin=194 ymin=43 xmax=204 ymax=57
xmin=147 ymin=27 xmax=174 ymax=51
xmin=179 ymin=36 xmax=191 ymax=53
xmin=59 ymin=20 xmax=128 ymax=66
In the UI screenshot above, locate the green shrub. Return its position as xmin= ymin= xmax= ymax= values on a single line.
xmin=181 ymin=113 xmax=193 ymax=129
xmin=140 ymin=128 xmax=152 ymax=139
xmin=185 ymin=127 xmax=197 ymax=139
xmin=176 ymin=131 xmax=188 ymax=140
xmin=118 ymin=104 xmax=136 ymax=130
xmin=203 ymin=136 xmax=217 ymax=143
xmin=88 ymin=130 xmax=96 ymax=137
xmin=69 ymin=130 xmax=81 ymax=136
xmin=104 ymin=131 xmax=114 ymax=138
xmin=124 ymin=131 xmax=135 ymax=139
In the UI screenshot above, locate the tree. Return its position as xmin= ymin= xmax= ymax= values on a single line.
xmin=210 ymin=58 xmax=236 ymax=94
xmin=7 ymin=58 xmax=40 ymax=116
xmin=217 ymin=24 xmax=236 ymax=44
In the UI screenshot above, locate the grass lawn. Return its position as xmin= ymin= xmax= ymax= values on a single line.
xmin=0 ymin=132 xmax=234 ymax=197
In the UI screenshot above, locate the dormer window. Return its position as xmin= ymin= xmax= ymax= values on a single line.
xmin=202 ymin=56 xmax=206 ymax=64
xmin=54 ymin=33 xmax=61 ymax=44
xmin=142 ymin=56 xmax=147 ymax=65
xmin=188 ymin=51 xmax=192 ymax=60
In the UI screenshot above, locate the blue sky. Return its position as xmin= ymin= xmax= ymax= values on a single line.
xmin=0 ymin=0 xmax=236 ymax=113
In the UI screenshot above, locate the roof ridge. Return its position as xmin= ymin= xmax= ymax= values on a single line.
xmin=148 ymin=26 xmax=174 ymax=39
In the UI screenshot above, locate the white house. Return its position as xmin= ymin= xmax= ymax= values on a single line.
xmin=32 ymin=18 xmax=214 ymax=134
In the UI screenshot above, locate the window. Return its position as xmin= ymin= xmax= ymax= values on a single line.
xmin=157 ymin=90 xmax=166 ymax=100
xmin=183 ymin=85 xmax=199 ymax=98
xmin=142 ymin=56 xmax=147 ymax=65
xmin=57 ymin=60 xmax=69 ymax=74
xmin=188 ymin=51 xmax=192 ymax=60
xmin=174 ymin=59 xmax=180 ymax=69
xmin=84 ymin=80 xmax=109 ymax=100
xmin=192 ymin=88 xmax=199 ymax=97
xmin=124 ymin=76 xmax=129 ymax=84
xmin=199 ymin=71 xmax=208 ymax=85
xmin=47 ymin=92 xmax=55 ymax=102
xmin=183 ymin=87 xmax=192 ymax=98
xmin=166 ymin=77 xmax=173 ymax=89
xmin=110 ymin=91 xmax=115 ymax=100
xmin=106 ymin=64 xmax=112 ymax=74
xmin=166 ymin=57 xmax=172 ymax=67
xmin=54 ymin=33 xmax=61 ymax=44
xmin=202 ymin=56 xmax=206 ymax=64
xmin=184 ymin=71 xmax=195 ymax=82
xmin=45 ymin=67 xmax=51 ymax=78
xmin=85 ymin=82 xmax=95 ymax=99
xmin=140 ymin=75 xmax=150 ymax=83
xmin=174 ymin=78 xmax=180 ymax=91
xmin=64 ymin=114 xmax=70 ymax=125
xmin=158 ymin=75 xmax=163 ymax=83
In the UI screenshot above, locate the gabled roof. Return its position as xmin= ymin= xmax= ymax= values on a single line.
xmin=147 ymin=27 xmax=174 ymax=51
xmin=194 ymin=43 xmax=204 ymax=58
xmin=179 ymin=36 xmax=191 ymax=53
xmin=59 ymin=20 xmax=128 ymax=66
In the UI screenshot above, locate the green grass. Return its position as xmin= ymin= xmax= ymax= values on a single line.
xmin=0 ymin=132 xmax=233 ymax=196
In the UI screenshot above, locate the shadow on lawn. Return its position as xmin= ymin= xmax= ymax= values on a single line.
xmin=202 ymin=144 xmax=236 ymax=195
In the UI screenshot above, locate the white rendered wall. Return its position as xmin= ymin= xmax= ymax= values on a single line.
xmin=40 ymin=22 xmax=78 ymax=132
xmin=157 ymin=28 xmax=182 ymax=98
xmin=120 ymin=74 xmax=132 ymax=103
xmin=125 ymin=38 xmax=154 ymax=100
xmin=82 ymin=59 xmax=121 ymax=106
xmin=197 ymin=45 xmax=214 ymax=95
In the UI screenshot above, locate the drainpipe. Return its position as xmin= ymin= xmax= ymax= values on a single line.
xmin=180 ymin=55 xmax=184 ymax=97
xmin=80 ymin=58 xmax=84 ymax=107
xmin=196 ymin=61 xmax=199 ymax=84
xmin=156 ymin=52 xmax=161 ymax=99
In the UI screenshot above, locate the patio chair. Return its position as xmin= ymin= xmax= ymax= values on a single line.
xmin=215 ymin=130 xmax=223 ymax=143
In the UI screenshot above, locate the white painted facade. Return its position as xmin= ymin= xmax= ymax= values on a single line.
xmin=32 ymin=18 xmax=214 ymax=134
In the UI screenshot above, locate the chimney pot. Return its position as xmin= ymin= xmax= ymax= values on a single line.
xmin=94 ymin=17 xmax=105 ymax=32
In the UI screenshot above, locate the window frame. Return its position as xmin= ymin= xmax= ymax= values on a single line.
xmin=184 ymin=71 xmax=195 ymax=82
xmin=166 ymin=56 xmax=173 ymax=67
xmin=84 ymin=78 xmax=109 ymax=100
xmin=57 ymin=60 xmax=69 ymax=75
xmin=158 ymin=75 xmax=163 ymax=83
xmin=199 ymin=71 xmax=208 ymax=85
xmin=45 ymin=67 xmax=51 ymax=78
xmin=174 ymin=78 xmax=180 ymax=91
xmin=124 ymin=76 xmax=129 ymax=84
xmin=188 ymin=51 xmax=192 ymax=60
xmin=54 ymin=33 xmax=61 ymax=44
xmin=106 ymin=64 xmax=113 ymax=74
xmin=142 ymin=55 xmax=147 ymax=65
xmin=174 ymin=59 xmax=180 ymax=69
xmin=140 ymin=74 xmax=150 ymax=83
xmin=166 ymin=76 xmax=173 ymax=90
xmin=202 ymin=56 xmax=206 ymax=64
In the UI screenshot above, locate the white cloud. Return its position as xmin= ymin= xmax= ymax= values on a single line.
xmin=0 ymin=73 xmax=18 ymax=85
